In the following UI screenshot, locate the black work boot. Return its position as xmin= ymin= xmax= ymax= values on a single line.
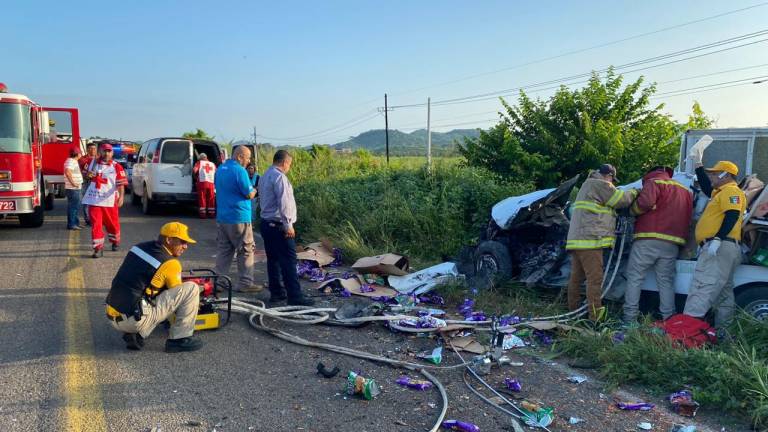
xmin=287 ymin=296 xmax=315 ymax=307
xmin=122 ymin=333 xmax=144 ymax=351
xmin=111 ymin=243 xmax=120 ymax=252
xmin=165 ymin=337 xmax=204 ymax=353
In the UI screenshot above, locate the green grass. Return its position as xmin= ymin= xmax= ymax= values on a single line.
xmin=554 ymin=313 xmax=768 ymax=428
xmin=269 ymin=151 xmax=531 ymax=264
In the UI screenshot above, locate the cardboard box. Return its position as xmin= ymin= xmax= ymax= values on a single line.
xmin=296 ymin=241 xmax=336 ymax=267
xmin=351 ymin=253 xmax=409 ymax=276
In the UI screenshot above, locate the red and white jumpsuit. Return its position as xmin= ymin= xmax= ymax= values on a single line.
xmin=82 ymin=159 xmax=127 ymax=251
xmin=193 ymin=159 xmax=216 ymax=218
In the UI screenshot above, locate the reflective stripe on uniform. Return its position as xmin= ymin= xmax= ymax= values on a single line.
xmin=606 ymin=189 xmax=625 ymax=208
xmin=566 ymin=237 xmax=615 ymax=250
xmin=129 ymin=246 xmax=162 ymax=269
xmin=633 ymin=232 xmax=685 ymax=245
xmin=653 ymin=179 xmax=689 ymax=191
xmin=572 ymin=200 xmax=614 ymax=215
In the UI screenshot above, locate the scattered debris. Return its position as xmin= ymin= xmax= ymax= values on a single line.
xmin=504 ymin=378 xmax=522 ymax=392
xmin=471 ymin=355 xmax=492 ymax=375
xmin=441 ymin=419 xmax=481 ymax=432
xmin=617 ymin=402 xmax=655 ymax=411
xmin=638 ymin=422 xmax=653 ymax=430
xmin=351 ymin=253 xmax=409 ymax=276
xmin=388 ymin=262 xmax=461 ymax=295
xmin=669 ymin=390 xmax=700 ymax=417
xmin=395 ymin=375 xmax=433 ymax=390
xmin=502 ymin=334 xmax=526 ymax=350
xmin=669 ymin=425 xmax=696 ymax=432
xmin=497 ymin=357 xmax=523 ymax=367
xmin=345 ymin=371 xmax=380 ymax=400
xmin=316 ymin=362 xmax=340 ymax=378
xmin=569 ymin=417 xmax=584 ymax=424
xmin=566 ymin=375 xmax=588 ymax=384
xmin=184 ymin=420 xmax=202 ymax=427
xmin=416 ymin=346 xmax=443 ymax=364
xmin=296 ymin=241 xmax=336 ymax=267
xmin=451 ymin=336 xmax=486 ymax=354
xmin=520 ymin=401 xmax=554 ymax=428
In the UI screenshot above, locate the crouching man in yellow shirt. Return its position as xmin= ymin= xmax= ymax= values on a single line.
xmin=105 ymin=222 xmax=203 ymax=353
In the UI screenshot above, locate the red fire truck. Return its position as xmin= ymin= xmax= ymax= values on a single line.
xmin=0 ymin=83 xmax=81 ymax=227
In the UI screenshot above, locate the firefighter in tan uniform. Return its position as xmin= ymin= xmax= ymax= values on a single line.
xmin=566 ymin=164 xmax=637 ymax=320
xmin=683 ymin=160 xmax=746 ymax=328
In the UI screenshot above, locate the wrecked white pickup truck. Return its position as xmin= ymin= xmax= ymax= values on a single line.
xmin=472 ymin=172 xmax=768 ymax=321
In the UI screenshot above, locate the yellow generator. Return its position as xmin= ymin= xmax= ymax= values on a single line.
xmin=173 ymin=269 xmax=232 ymax=331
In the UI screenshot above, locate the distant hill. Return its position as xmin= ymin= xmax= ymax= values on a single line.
xmin=331 ymin=128 xmax=482 ymax=156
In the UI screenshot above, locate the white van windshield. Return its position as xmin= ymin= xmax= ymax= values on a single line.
xmin=161 ymin=140 xmax=190 ymax=164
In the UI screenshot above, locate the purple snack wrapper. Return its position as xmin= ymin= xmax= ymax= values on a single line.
xmin=395 ymin=376 xmax=433 ymax=391
xmin=330 ymin=248 xmax=343 ymax=266
xmin=464 ymin=311 xmax=487 ymax=322
xmin=616 ymin=402 xmax=655 ymax=411
xmin=441 ymin=420 xmax=481 ymax=432
xmin=499 ymin=315 xmax=521 ymax=327
xmin=359 ymin=284 xmax=375 ymax=293
xmin=504 ymin=378 xmax=522 ymax=392
xmin=458 ymin=299 xmax=474 ymax=315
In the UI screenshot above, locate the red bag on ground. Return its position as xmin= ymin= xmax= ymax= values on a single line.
xmin=654 ymin=313 xmax=717 ymax=349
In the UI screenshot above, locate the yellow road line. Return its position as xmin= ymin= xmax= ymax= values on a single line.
xmin=64 ymin=229 xmax=107 ymax=431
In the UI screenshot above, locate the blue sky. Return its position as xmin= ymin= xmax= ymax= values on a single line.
xmin=3 ymin=0 xmax=767 ymax=145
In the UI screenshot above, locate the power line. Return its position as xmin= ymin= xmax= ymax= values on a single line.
xmin=386 ymin=2 xmax=768 ymax=98
xmin=257 ymin=110 xmax=380 ymax=141
xmin=254 ymin=4 xmax=767 ymax=141
xmin=652 ymin=75 xmax=768 ymax=98
xmin=390 ymin=30 xmax=768 ymax=108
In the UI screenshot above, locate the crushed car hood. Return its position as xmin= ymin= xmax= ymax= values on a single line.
xmin=491 ymin=175 xmax=580 ymax=230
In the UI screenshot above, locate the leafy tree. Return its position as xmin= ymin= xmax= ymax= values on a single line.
xmin=459 ymin=69 xmax=696 ymax=187
xmin=182 ymin=128 xmax=215 ymax=141
xmin=309 ymin=143 xmax=333 ymax=159
xmin=685 ymin=101 xmax=715 ymax=130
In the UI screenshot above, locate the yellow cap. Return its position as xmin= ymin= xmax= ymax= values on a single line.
xmin=705 ymin=161 xmax=739 ymax=176
xmin=160 ymin=221 xmax=196 ymax=243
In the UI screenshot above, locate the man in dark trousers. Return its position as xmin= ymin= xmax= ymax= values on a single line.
xmin=258 ymin=150 xmax=314 ymax=306
xmin=105 ymin=222 xmax=203 ymax=353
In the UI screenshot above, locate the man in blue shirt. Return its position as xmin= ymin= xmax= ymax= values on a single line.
xmin=214 ymin=145 xmax=260 ymax=292
xmin=259 ymin=150 xmax=314 ymax=306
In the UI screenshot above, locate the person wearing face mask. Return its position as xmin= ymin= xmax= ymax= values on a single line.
xmin=105 ymin=222 xmax=204 ymax=353
xmin=683 ymin=158 xmax=746 ymax=328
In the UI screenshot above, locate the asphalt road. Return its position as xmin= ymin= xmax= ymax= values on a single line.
xmin=0 ymin=197 xmax=747 ymax=432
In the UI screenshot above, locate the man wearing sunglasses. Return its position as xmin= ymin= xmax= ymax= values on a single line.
xmin=82 ymin=143 xmax=127 ymax=258
xmin=105 ymin=221 xmax=204 ymax=353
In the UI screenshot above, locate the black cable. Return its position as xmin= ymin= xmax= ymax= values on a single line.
xmin=391 ymin=30 xmax=768 ymax=109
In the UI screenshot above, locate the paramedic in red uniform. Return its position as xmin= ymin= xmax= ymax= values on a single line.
xmin=82 ymin=143 xmax=127 ymax=258
xmin=192 ymin=153 xmax=216 ymax=219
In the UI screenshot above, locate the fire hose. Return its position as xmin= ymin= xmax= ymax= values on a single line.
xmin=222 ymin=217 xmax=631 ymax=430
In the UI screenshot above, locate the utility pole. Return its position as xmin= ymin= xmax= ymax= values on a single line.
xmin=252 ymin=126 xmax=258 ymax=169
xmin=378 ymin=94 xmax=393 ymax=165
xmin=426 ymin=97 xmax=432 ymax=173
xmin=384 ymin=94 xmax=390 ymax=165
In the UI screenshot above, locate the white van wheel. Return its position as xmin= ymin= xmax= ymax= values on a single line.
xmin=141 ymin=184 xmax=155 ymax=215
xmin=736 ymin=286 xmax=768 ymax=321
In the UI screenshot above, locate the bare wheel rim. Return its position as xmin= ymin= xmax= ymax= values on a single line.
xmin=744 ymin=300 xmax=768 ymax=321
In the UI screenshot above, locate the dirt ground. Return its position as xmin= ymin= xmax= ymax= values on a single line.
xmin=241 ymin=261 xmax=752 ymax=432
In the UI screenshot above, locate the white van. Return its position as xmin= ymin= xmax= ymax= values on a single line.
xmin=131 ymin=138 xmax=223 ymax=214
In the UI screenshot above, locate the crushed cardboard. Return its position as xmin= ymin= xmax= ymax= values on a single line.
xmin=351 ymin=253 xmax=409 ymax=276
xmin=450 ymin=336 xmax=486 ymax=354
xmin=296 ymin=241 xmax=336 ymax=267
xmin=316 ymin=275 xmax=398 ymax=298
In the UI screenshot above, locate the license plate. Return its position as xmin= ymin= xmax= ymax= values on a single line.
xmin=0 ymin=200 xmax=16 ymax=211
